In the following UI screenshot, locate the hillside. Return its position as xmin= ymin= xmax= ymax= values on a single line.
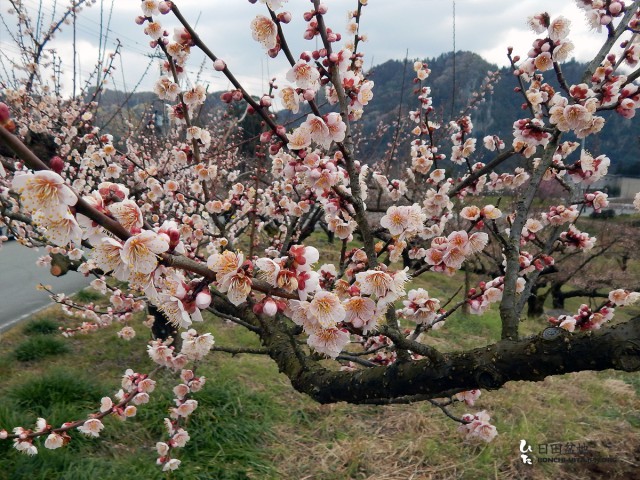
xmin=92 ymin=52 xmax=640 ymax=175
xmin=363 ymin=52 xmax=639 ymax=176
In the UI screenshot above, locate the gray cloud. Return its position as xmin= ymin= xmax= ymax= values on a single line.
xmin=1 ymin=0 xmax=605 ymax=96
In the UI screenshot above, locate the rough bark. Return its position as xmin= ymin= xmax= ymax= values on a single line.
xmin=217 ymin=298 xmax=640 ymax=405
xmin=527 ymin=284 xmax=548 ymax=318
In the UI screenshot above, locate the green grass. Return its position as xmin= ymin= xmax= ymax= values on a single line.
xmin=73 ymin=289 xmax=104 ymax=303
xmin=22 ymin=318 xmax=60 ymax=335
xmin=14 ymin=335 xmax=69 ymax=361
xmin=0 ymin=274 xmax=639 ymax=479
xmin=9 ymin=368 xmax=106 ymax=410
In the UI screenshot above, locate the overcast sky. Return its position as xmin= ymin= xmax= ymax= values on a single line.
xmin=0 ymin=0 xmax=608 ymax=98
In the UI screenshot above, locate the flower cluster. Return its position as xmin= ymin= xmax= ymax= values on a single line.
xmin=550 ymin=304 xmax=614 ymax=331
xmin=458 ymin=410 xmax=498 ymax=442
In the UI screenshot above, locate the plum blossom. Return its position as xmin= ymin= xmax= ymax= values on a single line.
xmin=219 ymin=270 xmax=252 ymax=306
xmin=307 ymin=326 xmax=350 ymax=359
xmin=181 ymin=330 xmax=215 ymax=360
xmin=12 ymin=170 xmax=76 ymax=220
xmin=44 ymin=433 xmax=65 ymax=450
xmin=608 ymin=289 xmax=640 ymax=307
xmin=108 ymin=200 xmax=143 ymax=233
xmin=459 ymin=411 xmax=497 ymax=442
xmin=455 ymin=389 xmax=481 ymax=406
xmin=289 ymin=244 xmax=319 ymax=271
xmin=308 ymin=291 xmax=346 ymax=328
xmin=356 ymin=267 xmax=409 ymax=306
xmin=255 ymin=257 xmax=281 ymax=286
xmin=13 ymin=438 xmax=37 ymax=455
xmin=100 ymin=397 xmax=113 ymax=413
xmin=117 ymin=326 xmax=136 ymax=340
xmin=250 ymin=15 xmax=277 ymax=50
xmin=325 ymin=112 xmax=346 ymax=144
xmin=92 ymin=237 xmax=129 ymax=280
xmin=34 ymin=211 xmax=82 ymax=247
xmin=286 ymin=125 xmax=312 ymax=150
xmin=163 ymin=459 xmax=182 ymax=472
xmin=280 ymin=86 xmax=300 ymax=113
xmin=343 ymin=296 xmax=378 ymax=333
xmin=399 ymin=288 xmax=441 ymax=325
xmin=286 ymin=60 xmax=320 ymax=91
xmin=77 ymin=419 xmax=104 ymax=437
xmin=141 ymin=0 xmax=160 ymax=17
xmin=121 ymin=230 xmax=169 ymax=274
xmin=380 ymin=204 xmax=426 ymax=239
xmin=548 ymin=15 xmax=571 ymax=42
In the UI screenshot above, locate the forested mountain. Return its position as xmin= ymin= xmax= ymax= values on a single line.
xmin=362 ymin=52 xmax=640 ymax=175
xmin=93 ymin=52 xmax=639 ymax=175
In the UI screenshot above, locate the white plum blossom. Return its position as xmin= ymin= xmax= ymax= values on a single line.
xmin=12 ymin=170 xmax=76 ymax=220
xmin=250 ymin=15 xmax=277 ymax=50
xmin=286 ymin=60 xmax=320 ymax=91
xmin=307 ymin=326 xmax=350 ymax=359
xmin=121 ymin=230 xmax=169 ymax=274
xmin=44 ymin=433 xmax=65 ymax=450
xmin=308 ymin=291 xmax=346 ymax=328
xmin=77 ymin=419 xmax=105 ymax=437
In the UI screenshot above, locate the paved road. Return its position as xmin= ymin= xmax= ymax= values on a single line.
xmin=0 ymin=240 xmax=90 ymax=332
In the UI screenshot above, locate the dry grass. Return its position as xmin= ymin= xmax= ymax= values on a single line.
xmin=265 ymin=367 xmax=640 ymax=480
xmin=1 ymin=276 xmax=640 ymax=479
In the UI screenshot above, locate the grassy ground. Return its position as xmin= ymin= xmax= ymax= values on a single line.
xmin=0 ymin=281 xmax=639 ymax=479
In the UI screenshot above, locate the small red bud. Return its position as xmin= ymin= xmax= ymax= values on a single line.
xmin=49 ymin=156 xmax=64 ymax=174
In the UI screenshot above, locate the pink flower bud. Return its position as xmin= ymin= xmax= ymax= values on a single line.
xmin=300 ymin=51 xmax=311 ymax=62
xmin=159 ymin=1 xmax=172 ymax=14
xmin=0 ymin=103 xmax=10 ymax=123
xmin=195 ymin=289 xmax=211 ymax=309
xmin=260 ymin=131 xmax=272 ymax=143
xmin=213 ymin=59 xmax=226 ymax=71
xmin=303 ymin=89 xmax=315 ymax=101
xmin=268 ymin=46 xmax=280 ymax=58
xmin=277 ymin=11 xmax=292 ymax=23
xmin=168 ymin=229 xmax=180 ymax=246
xmin=232 ymin=90 xmax=243 ymax=101
xmin=269 ymin=144 xmax=281 ymax=155
xmin=49 ymin=156 xmax=64 ymax=174
xmin=263 ymin=298 xmax=278 ymax=316
xmin=609 ymin=1 xmax=622 ymax=15
xmin=135 ymin=16 xmax=146 ymax=25
xmin=260 ymin=95 xmax=272 ymax=107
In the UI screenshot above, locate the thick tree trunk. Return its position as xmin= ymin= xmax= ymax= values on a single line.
xmin=217 ymin=299 xmax=640 ymax=405
xmin=551 ymin=284 xmax=565 ymax=309
xmin=527 ymin=284 xmax=549 ymax=318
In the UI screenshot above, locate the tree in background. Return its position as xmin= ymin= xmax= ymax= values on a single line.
xmin=1 ymin=0 xmax=640 ymax=471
